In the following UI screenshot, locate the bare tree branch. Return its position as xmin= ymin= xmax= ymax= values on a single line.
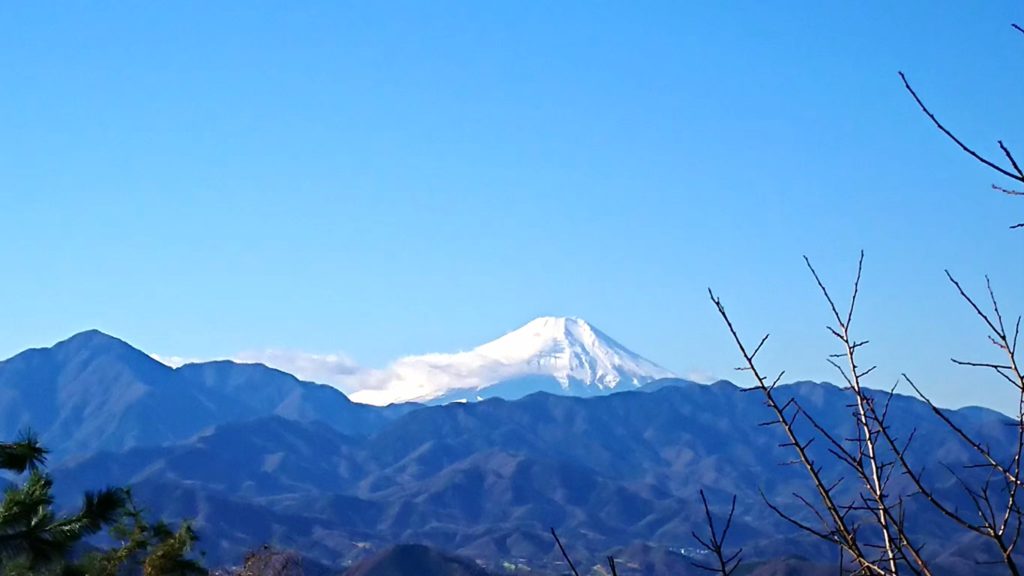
xmin=550 ymin=528 xmax=581 ymax=576
xmin=899 ymin=72 xmax=1024 ymax=183
xmin=691 ymin=490 xmax=743 ymax=575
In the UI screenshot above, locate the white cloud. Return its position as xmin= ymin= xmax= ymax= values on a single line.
xmin=151 ymin=349 xmax=364 ymax=393
xmin=152 ymin=347 xmax=563 ymax=405
xmin=346 ymin=351 xmax=555 ymax=405
xmin=230 ymin=349 xmax=362 ymax=390
xmin=683 ymin=370 xmax=718 ymax=384
xmin=150 ymin=354 xmax=201 ymax=368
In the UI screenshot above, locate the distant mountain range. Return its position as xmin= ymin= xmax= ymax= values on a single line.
xmin=1 ymin=330 xmax=1015 ymax=574
xmin=49 ymin=378 xmax=1010 ymax=573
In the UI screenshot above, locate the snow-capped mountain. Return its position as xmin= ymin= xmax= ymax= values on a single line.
xmin=348 ymin=316 xmax=676 ymax=406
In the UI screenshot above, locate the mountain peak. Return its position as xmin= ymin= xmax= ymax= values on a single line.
xmin=62 ymin=328 xmax=122 ymax=343
xmin=52 ymin=329 xmax=142 ymax=356
xmin=485 ymin=316 xmax=594 ymax=346
xmin=475 ymin=316 xmax=672 ymax=389
xmin=18 ymin=330 xmax=172 ymax=377
xmin=476 ymin=316 xmax=615 ymax=360
xmin=523 ymin=315 xmax=587 ymax=326
xmin=513 ymin=316 xmax=593 ymax=337
xmin=349 ymin=316 xmax=676 ymax=406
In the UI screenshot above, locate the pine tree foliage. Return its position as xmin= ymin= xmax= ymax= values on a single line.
xmin=79 ymin=491 xmax=205 ymax=576
xmin=0 ymin=434 xmax=125 ymax=574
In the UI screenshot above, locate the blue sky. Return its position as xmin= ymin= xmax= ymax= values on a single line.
xmin=1 ymin=2 xmax=1021 ymax=411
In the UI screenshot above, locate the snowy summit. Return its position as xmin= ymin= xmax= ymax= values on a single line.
xmin=349 ymin=316 xmax=676 ymax=406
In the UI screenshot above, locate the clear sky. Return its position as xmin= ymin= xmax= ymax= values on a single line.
xmin=1 ymin=2 xmax=1021 ymax=412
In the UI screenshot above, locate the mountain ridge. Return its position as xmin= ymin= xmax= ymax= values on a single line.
xmin=0 ymin=330 xmax=409 ymax=460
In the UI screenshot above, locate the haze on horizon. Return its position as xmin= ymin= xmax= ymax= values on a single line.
xmin=1 ymin=2 xmax=1021 ymax=412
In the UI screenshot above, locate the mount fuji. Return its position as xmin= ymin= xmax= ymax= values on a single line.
xmin=348 ymin=316 xmax=676 ymax=406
